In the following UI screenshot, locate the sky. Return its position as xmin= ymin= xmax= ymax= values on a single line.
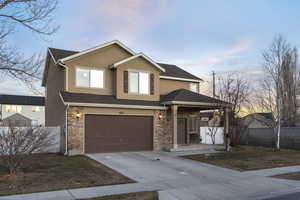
xmin=3 ymin=0 xmax=300 ymax=95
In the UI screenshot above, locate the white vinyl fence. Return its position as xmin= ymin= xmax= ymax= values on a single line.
xmin=200 ymin=127 xmax=224 ymax=144
xmin=0 ymin=126 xmax=61 ymax=153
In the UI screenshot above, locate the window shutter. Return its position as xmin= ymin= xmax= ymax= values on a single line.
xmin=150 ymin=73 xmax=154 ymax=95
xmin=124 ymin=71 xmax=128 ymax=93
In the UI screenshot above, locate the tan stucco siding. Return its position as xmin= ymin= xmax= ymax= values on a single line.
xmin=159 ymin=79 xmax=199 ymax=95
xmin=116 ymin=56 xmax=160 ymax=101
xmin=65 ymin=44 xmax=132 ymax=95
xmin=45 ymin=58 xmax=66 ymax=126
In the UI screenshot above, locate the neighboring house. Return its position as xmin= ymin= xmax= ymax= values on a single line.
xmin=2 ymin=113 xmax=32 ymax=126
xmin=0 ymin=94 xmax=45 ymax=126
xmin=42 ymin=40 xmax=230 ymax=155
xmin=241 ymin=113 xmax=274 ymax=128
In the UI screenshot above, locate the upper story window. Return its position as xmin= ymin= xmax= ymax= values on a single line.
xmin=76 ymin=68 xmax=104 ymax=88
xmin=6 ymin=105 xmax=22 ymax=113
xmin=190 ymin=83 xmax=198 ymax=93
xmin=32 ymin=106 xmax=40 ymax=112
xmin=129 ymin=71 xmax=150 ymax=94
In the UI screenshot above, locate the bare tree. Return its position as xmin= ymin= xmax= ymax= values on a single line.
xmin=0 ymin=125 xmax=54 ymax=174
xmin=257 ymin=35 xmax=300 ymax=149
xmin=206 ymin=113 xmax=220 ymax=145
xmin=0 ymin=0 xmax=58 ymax=92
xmin=216 ymin=72 xmax=251 ymax=148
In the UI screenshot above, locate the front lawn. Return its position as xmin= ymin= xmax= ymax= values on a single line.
xmin=83 ymin=191 xmax=159 ymax=200
xmin=0 ymin=154 xmax=134 ymax=196
xmin=182 ymin=146 xmax=300 ymax=171
xmin=272 ymin=172 xmax=300 ymax=181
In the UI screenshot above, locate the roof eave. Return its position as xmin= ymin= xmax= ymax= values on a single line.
xmin=111 ymin=53 xmax=166 ymax=72
xmin=161 ymin=100 xmax=231 ymax=108
xmin=62 ymin=101 xmax=167 ymax=110
xmin=160 ymin=76 xmax=202 ymax=83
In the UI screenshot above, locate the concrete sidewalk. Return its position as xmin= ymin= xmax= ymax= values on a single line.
xmin=242 ymin=165 xmax=300 ymax=177
xmin=0 ymin=182 xmax=164 ymax=200
xmin=1 ymin=151 xmax=300 ymax=200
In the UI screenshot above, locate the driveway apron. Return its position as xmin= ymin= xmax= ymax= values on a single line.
xmin=87 ymin=151 xmax=300 ymax=200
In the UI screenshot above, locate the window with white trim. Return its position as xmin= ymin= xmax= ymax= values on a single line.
xmin=190 ymin=83 xmax=198 ymax=93
xmin=76 ymin=68 xmax=104 ymax=88
xmin=129 ymin=72 xmax=149 ymax=94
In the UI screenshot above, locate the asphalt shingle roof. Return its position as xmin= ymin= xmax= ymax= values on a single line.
xmin=47 ymin=48 xmax=202 ymax=81
xmin=0 ymin=95 xmax=45 ymax=106
xmin=60 ymin=91 xmax=162 ymax=107
xmin=160 ymin=89 xmax=228 ymax=105
xmin=48 ymin=48 xmax=79 ymax=62
xmin=158 ymin=63 xmax=202 ymax=81
xmin=60 ymin=89 xmax=227 ymax=107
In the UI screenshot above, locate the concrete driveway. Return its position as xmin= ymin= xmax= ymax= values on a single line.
xmin=87 ymin=151 xmax=300 ymax=200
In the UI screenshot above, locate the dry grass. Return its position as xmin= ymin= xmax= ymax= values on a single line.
xmin=272 ymin=172 xmax=300 ymax=181
xmin=83 ymin=191 xmax=159 ymax=200
xmin=182 ymin=145 xmax=300 ymax=171
xmin=0 ymin=154 xmax=134 ymax=196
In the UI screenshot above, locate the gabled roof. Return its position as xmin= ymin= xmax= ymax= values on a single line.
xmin=160 ymin=89 xmax=229 ymax=106
xmin=48 ymin=48 xmax=78 ymax=63
xmin=47 ymin=47 xmax=202 ymax=82
xmin=0 ymin=94 xmax=45 ymax=106
xmin=111 ymin=53 xmax=165 ymax=72
xmin=59 ymin=40 xmax=135 ymax=63
xmin=3 ymin=113 xmax=32 ymax=121
xmin=159 ymin=63 xmax=202 ymax=81
xmin=44 ymin=41 xmax=203 ymax=86
xmin=243 ymin=113 xmax=274 ymax=121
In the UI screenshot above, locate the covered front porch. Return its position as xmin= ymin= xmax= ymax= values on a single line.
xmin=159 ymin=89 xmax=232 ymax=151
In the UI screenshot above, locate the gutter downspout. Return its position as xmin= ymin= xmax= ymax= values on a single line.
xmin=64 ymin=104 xmax=69 ymax=155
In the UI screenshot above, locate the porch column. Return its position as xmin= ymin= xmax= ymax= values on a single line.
xmin=171 ymin=105 xmax=178 ymax=149
xmin=224 ymin=107 xmax=230 ymax=151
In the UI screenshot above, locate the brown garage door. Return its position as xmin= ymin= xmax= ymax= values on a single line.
xmin=85 ymin=114 xmax=153 ymax=153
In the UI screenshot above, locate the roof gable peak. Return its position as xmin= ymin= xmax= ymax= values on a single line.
xmin=59 ymin=40 xmax=136 ymax=63
xmin=111 ymin=53 xmax=165 ymax=72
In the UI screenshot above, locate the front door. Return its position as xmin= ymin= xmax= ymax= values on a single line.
xmin=177 ymin=118 xmax=187 ymax=144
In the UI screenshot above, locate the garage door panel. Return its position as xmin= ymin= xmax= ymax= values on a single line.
xmin=85 ymin=115 xmax=153 ymax=153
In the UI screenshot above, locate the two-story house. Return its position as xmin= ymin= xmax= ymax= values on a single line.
xmin=0 ymin=94 xmax=45 ymax=126
xmin=42 ymin=40 xmax=230 ymax=155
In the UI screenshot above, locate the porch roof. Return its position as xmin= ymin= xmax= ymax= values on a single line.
xmin=160 ymin=89 xmax=230 ymax=108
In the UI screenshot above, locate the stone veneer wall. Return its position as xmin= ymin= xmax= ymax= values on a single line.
xmin=153 ymin=110 xmax=173 ymax=150
xmin=67 ymin=106 xmax=85 ymax=155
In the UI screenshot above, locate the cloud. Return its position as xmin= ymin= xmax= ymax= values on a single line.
xmin=173 ymin=37 xmax=255 ymax=67
xmin=157 ymin=37 xmax=257 ymax=81
xmin=69 ymin=0 xmax=170 ymax=48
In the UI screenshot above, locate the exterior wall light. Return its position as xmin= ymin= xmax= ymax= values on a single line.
xmin=158 ymin=112 xmax=164 ymax=120
xmin=75 ymin=112 xmax=82 ymax=119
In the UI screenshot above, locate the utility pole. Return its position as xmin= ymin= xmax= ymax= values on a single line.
xmin=212 ymin=71 xmax=216 ymax=98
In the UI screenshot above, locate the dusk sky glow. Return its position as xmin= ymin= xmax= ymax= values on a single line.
xmin=4 ymin=0 xmax=300 ymax=95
